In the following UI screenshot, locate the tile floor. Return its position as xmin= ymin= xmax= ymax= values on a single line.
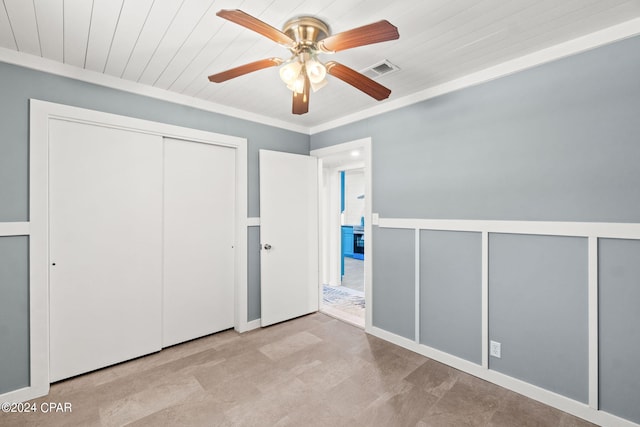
xmin=341 ymin=257 xmax=364 ymax=293
xmin=322 ymin=257 xmax=365 ymax=326
xmin=0 ymin=313 xmax=596 ymax=427
xmin=322 ymin=285 xmax=365 ymax=327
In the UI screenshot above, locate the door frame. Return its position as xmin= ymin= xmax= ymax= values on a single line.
xmin=311 ymin=137 xmax=373 ymax=331
xmin=20 ymin=99 xmax=248 ymax=403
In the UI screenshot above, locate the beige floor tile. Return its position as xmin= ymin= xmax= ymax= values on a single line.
xmin=127 ymin=390 xmax=233 ymax=427
xmin=223 ymin=377 xmax=310 ymax=426
xmin=366 ymin=347 xmax=426 ymax=385
xmin=359 ymin=381 xmax=439 ymax=427
xmin=274 ymin=401 xmax=358 ymax=427
xmin=98 ymin=375 xmax=204 ymax=427
xmin=404 ymin=359 xmax=460 ymax=398
xmin=321 ymin=376 xmax=381 ymax=417
xmin=425 ymin=379 xmax=502 ymax=425
xmin=295 ymin=355 xmax=356 ymax=391
xmin=488 ymin=389 xmax=568 ymax=427
xmin=193 ymin=349 xmax=272 ymax=391
xmin=1 ymin=313 xmax=603 ymax=427
xmin=258 ymin=331 xmax=323 ymax=360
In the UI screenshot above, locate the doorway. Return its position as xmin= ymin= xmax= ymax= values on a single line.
xmin=311 ymin=138 xmax=372 ymax=330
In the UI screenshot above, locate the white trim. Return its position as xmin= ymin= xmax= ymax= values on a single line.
xmin=17 ymin=99 xmax=248 ymax=404
xmin=242 ymin=213 xmax=260 ymax=332
xmin=311 ymin=138 xmax=373 ymax=331
xmin=481 ymin=231 xmax=489 ymax=369
xmin=316 ymin=157 xmax=327 ymax=294
xmin=377 ymin=218 xmax=640 ymax=239
xmin=0 ymin=47 xmax=308 ymax=135
xmin=22 ymin=100 xmax=50 ymax=402
xmin=368 ymin=326 xmax=640 ymax=427
xmin=310 ymin=17 xmax=640 ymax=134
xmin=414 ymin=229 xmax=420 ymax=343
xmin=310 ymin=138 xmax=373 ymax=158
xmin=235 ymin=143 xmax=249 ymax=335
xmin=244 ymin=319 xmax=262 ymax=332
xmin=588 ymin=236 xmax=599 ymax=410
xmin=31 ymin=101 xmax=246 ymax=148
xmin=364 ymin=140 xmax=373 ymax=331
xmin=0 ymin=222 xmax=30 ymax=236
xmin=308 ymin=155 xmax=320 ymax=316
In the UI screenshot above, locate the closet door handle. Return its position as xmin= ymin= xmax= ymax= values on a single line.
xmin=263 ymin=243 xmax=272 ymax=250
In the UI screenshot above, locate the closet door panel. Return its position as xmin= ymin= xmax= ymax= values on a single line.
xmin=163 ymin=138 xmax=235 ymax=347
xmin=49 ymin=119 xmax=163 ymax=382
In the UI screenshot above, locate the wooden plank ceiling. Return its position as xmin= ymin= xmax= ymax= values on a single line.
xmin=1 ymin=0 xmax=640 ymax=128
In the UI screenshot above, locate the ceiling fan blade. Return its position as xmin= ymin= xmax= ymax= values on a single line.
xmin=217 ymin=9 xmax=295 ymax=47
xmin=292 ymin=74 xmax=311 ymax=115
xmin=318 ymin=20 xmax=399 ymax=53
xmin=325 ymin=61 xmax=391 ymax=101
xmin=208 ymin=58 xmax=282 ymax=83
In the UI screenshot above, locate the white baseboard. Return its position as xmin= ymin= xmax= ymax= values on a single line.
xmin=0 ymin=384 xmax=49 ymax=404
xmin=243 ymin=319 xmax=261 ymax=332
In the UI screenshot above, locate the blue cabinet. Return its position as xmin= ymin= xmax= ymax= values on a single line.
xmin=341 ymin=226 xmax=353 ymax=277
xmin=342 ymin=226 xmax=354 ymax=257
xmin=341 ymin=225 xmax=365 ymax=275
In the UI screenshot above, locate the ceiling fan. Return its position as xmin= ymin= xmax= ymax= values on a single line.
xmin=207 ymin=9 xmax=399 ymax=115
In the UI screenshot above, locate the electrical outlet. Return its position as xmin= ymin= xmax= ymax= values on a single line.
xmin=490 ymin=340 xmax=501 ymax=358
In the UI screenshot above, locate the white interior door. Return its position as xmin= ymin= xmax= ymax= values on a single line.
xmin=49 ymin=119 xmax=163 ymax=382
xmin=259 ymin=150 xmax=319 ymax=327
xmin=162 ymin=138 xmax=235 ymax=347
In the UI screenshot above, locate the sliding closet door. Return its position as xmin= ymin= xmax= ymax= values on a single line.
xmin=49 ymin=120 xmax=163 ymax=382
xmin=162 ymin=138 xmax=235 ymax=347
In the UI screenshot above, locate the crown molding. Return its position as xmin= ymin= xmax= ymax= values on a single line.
xmin=309 ymin=17 xmax=640 ymax=135
xmin=0 ymin=47 xmax=309 ymax=135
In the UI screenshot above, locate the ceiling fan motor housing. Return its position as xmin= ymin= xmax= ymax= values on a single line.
xmin=283 ymin=16 xmax=330 ymax=52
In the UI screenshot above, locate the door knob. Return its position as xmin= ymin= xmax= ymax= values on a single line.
xmin=264 ymin=243 xmax=272 ymax=250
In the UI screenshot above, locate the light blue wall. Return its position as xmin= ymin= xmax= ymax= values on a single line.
xmin=372 ymin=227 xmax=414 ymax=339
xmin=311 ymin=35 xmax=640 ymax=422
xmin=0 ymin=61 xmax=309 ymax=395
xmin=0 ymin=236 xmax=29 ymax=394
xmin=247 ymin=227 xmax=262 ymax=322
xmin=419 ymin=230 xmax=482 ymax=364
xmin=599 ymin=238 xmax=640 ymax=424
xmin=489 ymin=234 xmax=588 ymax=403
xmin=312 ymin=36 xmax=640 ymax=223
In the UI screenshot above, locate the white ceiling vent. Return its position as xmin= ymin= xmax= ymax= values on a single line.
xmin=361 ymin=60 xmax=400 ymax=79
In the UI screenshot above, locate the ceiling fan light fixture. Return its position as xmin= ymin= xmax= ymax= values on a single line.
xmin=305 ymin=56 xmax=327 ymax=84
xmin=279 ymin=60 xmax=302 ymax=85
xmin=288 ymin=72 xmax=307 ymax=94
xmin=310 ymin=78 xmax=327 ymax=93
